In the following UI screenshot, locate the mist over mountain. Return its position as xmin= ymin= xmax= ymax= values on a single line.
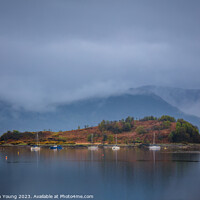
xmin=130 ymin=85 xmax=200 ymax=117
xmin=0 ymin=92 xmax=200 ymax=135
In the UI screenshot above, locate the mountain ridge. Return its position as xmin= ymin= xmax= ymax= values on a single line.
xmin=0 ymin=92 xmax=200 ymax=134
xmin=129 ymin=85 xmax=200 ymax=117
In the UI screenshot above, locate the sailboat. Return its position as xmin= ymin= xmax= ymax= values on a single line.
xmin=50 ymin=145 xmax=63 ymax=150
xmin=31 ymin=132 xmax=40 ymax=151
xmin=50 ymin=145 xmax=58 ymax=150
xmin=88 ymin=134 xmax=98 ymax=150
xmin=149 ymin=132 xmax=161 ymax=150
xmin=112 ymin=134 xmax=120 ymax=150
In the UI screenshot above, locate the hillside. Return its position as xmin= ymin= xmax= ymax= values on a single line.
xmin=1 ymin=116 xmax=199 ymax=145
xmin=0 ymin=93 xmax=200 ymax=134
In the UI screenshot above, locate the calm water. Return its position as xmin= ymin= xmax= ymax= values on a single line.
xmin=0 ymin=147 xmax=200 ymax=200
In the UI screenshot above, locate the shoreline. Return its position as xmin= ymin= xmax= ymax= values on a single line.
xmin=1 ymin=143 xmax=200 ymax=150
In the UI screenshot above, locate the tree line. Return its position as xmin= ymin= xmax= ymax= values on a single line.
xmin=98 ymin=116 xmax=134 ymax=134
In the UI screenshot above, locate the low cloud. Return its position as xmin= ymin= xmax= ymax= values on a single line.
xmin=0 ymin=0 xmax=200 ymax=111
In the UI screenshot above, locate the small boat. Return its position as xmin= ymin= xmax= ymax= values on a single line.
xmin=88 ymin=134 xmax=98 ymax=150
xmin=88 ymin=146 xmax=98 ymax=150
xmin=112 ymin=145 xmax=120 ymax=150
xmin=31 ymin=133 xmax=40 ymax=151
xmin=50 ymin=145 xmax=57 ymax=149
xmin=149 ymin=145 xmax=161 ymax=150
xmin=112 ymin=134 xmax=120 ymax=151
xmin=149 ymin=133 xmax=161 ymax=151
xmin=57 ymin=145 xmax=63 ymax=150
xmin=50 ymin=145 xmax=63 ymax=150
xmin=31 ymin=145 xmax=40 ymax=151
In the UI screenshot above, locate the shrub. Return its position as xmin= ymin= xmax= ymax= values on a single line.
xmin=140 ymin=116 xmax=157 ymax=121
xmin=107 ymin=135 xmax=114 ymax=144
xmin=160 ymin=121 xmax=171 ymax=129
xmin=136 ymin=126 xmax=146 ymax=134
xmin=98 ymin=116 xmax=134 ymax=133
xmin=158 ymin=115 xmax=176 ymax=122
xmin=87 ymin=134 xmax=92 ymax=142
xmin=169 ymin=119 xmax=200 ymax=143
xmin=135 ymin=137 xmax=142 ymax=143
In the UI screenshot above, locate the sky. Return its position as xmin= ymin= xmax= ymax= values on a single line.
xmin=0 ymin=0 xmax=200 ymax=111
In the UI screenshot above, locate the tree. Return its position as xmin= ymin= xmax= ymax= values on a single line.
xmin=169 ymin=119 xmax=200 ymax=143
xmin=98 ymin=120 xmax=106 ymax=132
xmin=159 ymin=115 xmax=176 ymax=122
xmin=140 ymin=116 xmax=157 ymax=121
xmin=122 ymin=122 xmax=131 ymax=132
xmin=125 ymin=116 xmax=134 ymax=123
xmin=13 ymin=130 xmax=20 ymax=134
xmin=160 ymin=121 xmax=171 ymax=129
xmin=136 ymin=126 xmax=146 ymax=134
xmin=102 ymin=134 xmax=107 ymax=144
xmin=107 ymin=135 xmax=114 ymax=144
xmin=87 ymin=134 xmax=92 ymax=142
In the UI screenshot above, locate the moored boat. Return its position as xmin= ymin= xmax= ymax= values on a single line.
xmin=88 ymin=146 xmax=98 ymax=150
xmin=112 ymin=145 xmax=120 ymax=150
xmin=50 ymin=145 xmax=57 ymax=149
xmin=112 ymin=134 xmax=120 ymax=151
xmin=31 ymin=133 xmax=40 ymax=151
xmin=50 ymin=145 xmax=63 ymax=150
xmin=149 ymin=133 xmax=161 ymax=151
xmin=149 ymin=145 xmax=161 ymax=150
xmin=31 ymin=145 xmax=40 ymax=151
xmin=88 ymin=134 xmax=98 ymax=150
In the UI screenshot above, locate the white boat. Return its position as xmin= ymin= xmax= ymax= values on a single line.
xmin=112 ymin=145 xmax=120 ymax=150
xmin=31 ymin=146 xmax=40 ymax=151
xmin=149 ymin=132 xmax=161 ymax=151
xmin=88 ymin=146 xmax=98 ymax=150
xmin=112 ymin=134 xmax=120 ymax=151
xmin=31 ymin=132 xmax=40 ymax=151
xmin=149 ymin=145 xmax=161 ymax=150
xmin=88 ymin=134 xmax=98 ymax=150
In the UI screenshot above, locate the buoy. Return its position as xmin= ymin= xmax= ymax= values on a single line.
xmin=18 ymin=151 xmax=19 ymax=156
xmin=5 ymin=156 xmax=7 ymax=160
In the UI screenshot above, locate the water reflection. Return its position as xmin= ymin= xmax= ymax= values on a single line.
xmin=0 ymin=147 xmax=200 ymax=200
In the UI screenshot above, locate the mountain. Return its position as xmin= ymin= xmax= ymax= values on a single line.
xmin=0 ymin=93 xmax=200 ymax=135
xmin=130 ymin=85 xmax=200 ymax=117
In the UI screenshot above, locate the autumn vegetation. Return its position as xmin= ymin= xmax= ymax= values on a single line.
xmin=0 ymin=115 xmax=200 ymax=146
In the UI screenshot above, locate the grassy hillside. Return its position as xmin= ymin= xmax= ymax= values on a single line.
xmin=1 ymin=116 xmax=199 ymax=145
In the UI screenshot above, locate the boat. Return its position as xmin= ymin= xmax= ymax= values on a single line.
xmin=50 ymin=145 xmax=57 ymax=149
xmin=50 ymin=145 xmax=63 ymax=150
xmin=112 ymin=134 xmax=120 ymax=150
xmin=88 ymin=146 xmax=98 ymax=150
xmin=112 ymin=146 xmax=120 ymax=150
xmin=57 ymin=145 xmax=63 ymax=150
xmin=149 ymin=145 xmax=161 ymax=150
xmin=149 ymin=133 xmax=161 ymax=150
xmin=31 ymin=145 xmax=40 ymax=151
xmin=88 ymin=134 xmax=98 ymax=150
xmin=31 ymin=133 xmax=40 ymax=151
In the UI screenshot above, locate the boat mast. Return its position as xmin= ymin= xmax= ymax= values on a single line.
xmin=36 ymin=132 xmax=39 ymax=146
xmin=115 ymin=134 xmax=117 ymax=145
xmin=153 ymin=132 xmax=155 ymax=144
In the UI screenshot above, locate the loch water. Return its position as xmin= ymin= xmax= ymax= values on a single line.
xmin=0 ymin=147 xmax=200 ymax=200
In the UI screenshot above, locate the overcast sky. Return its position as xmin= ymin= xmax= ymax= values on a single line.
xmin=0 ymin=0 xmax=200 ymax=111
